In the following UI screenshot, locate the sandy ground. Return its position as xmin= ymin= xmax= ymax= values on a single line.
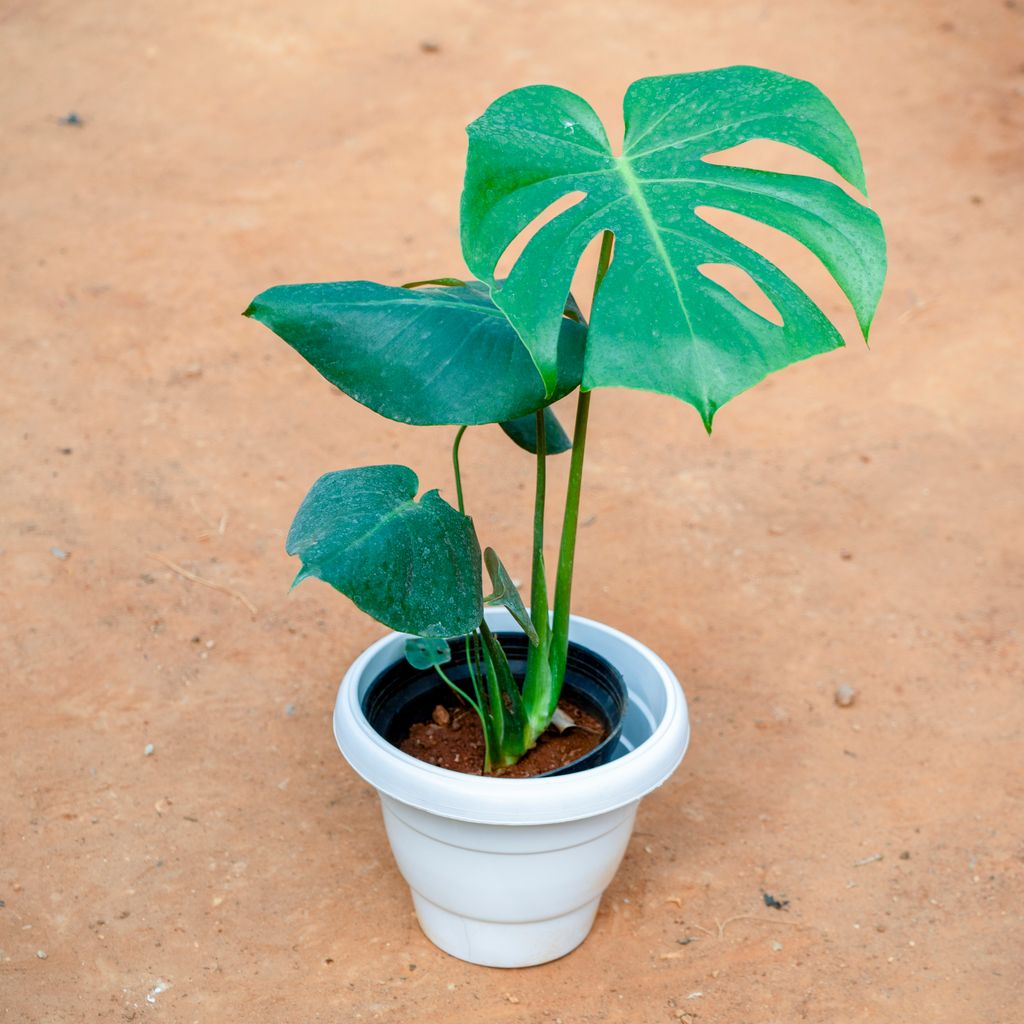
xmin=2 ymin=0 xmax=1023 ymax=1020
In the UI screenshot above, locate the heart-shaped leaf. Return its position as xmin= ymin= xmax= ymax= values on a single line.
xmin=483 ymin=547 xmax=538 ymax=644
xmin=245 ymin=279 xmax=585 ymax=426
xmin=461 ymin=66 xmax=887 ymax=430
xmin=287 ymin=465 xmax=482 ymax=637
xmin=404 ymin=636 xmax=452 ymax=670
xmin=499 ymin=406 xmax=572 ymax=455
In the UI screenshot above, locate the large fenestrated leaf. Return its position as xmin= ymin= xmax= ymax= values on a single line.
xmin=244 ymin=279 xmax=586 ymax=426
xmin=286 ymin=465 xmax=482 ymax=637
xmin=461 ymin=66 xmax=887 ymax=430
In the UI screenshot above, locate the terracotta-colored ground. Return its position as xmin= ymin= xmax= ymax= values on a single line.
xmin=2 ymin=1 xmax=1022 ymax=1020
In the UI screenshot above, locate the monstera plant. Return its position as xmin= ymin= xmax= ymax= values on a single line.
xmin=246 ymin=66 xmax=886 ymax=773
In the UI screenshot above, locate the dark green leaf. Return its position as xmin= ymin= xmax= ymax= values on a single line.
xmin=404 ymin=636 xmax=452 ymax=670
xmin=286 ymin=465 xmax=482 ymax=637
xmin=244 ymin=279 xmax=586 ymax=426
xmin=482 ymin=547 xmax=538 ymax=644
xmin=499 ymin=406 xmax=572 ymax=455
xmin=461 ymin=66 xmax=886 ymax=430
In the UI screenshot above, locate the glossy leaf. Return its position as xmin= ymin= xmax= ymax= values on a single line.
xmin=244 ymin=279 xmax=585 ymax=426
xmin=405 ymin=636 xmax=452 ymax=670
xmin=286 ymin=465 xmax=482 ymax=637
xmin=483 ymin=547 xmax=538 ymax=644
xmin=499 ymin=406 xmax=572 ymax=455
xmin=461 ymin=66 xmax=887 ymax=429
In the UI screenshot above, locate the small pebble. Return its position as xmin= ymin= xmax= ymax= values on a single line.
xmin=431 ymin=705 xmax=450 ymax=727
xmin=50 ymin=547 xmax=69 ymax=560
xmin=834 ymin=684 xmax=857 ymax=707
xmin=839 ymin=549 xmax=853 ymax=560
xmin=771 ymin=940 xmax=783 ymax=952
xmin=144 ymin=743 xmax=155 ymax=757
xmin=36 ymin=950 xmax=47 ymax=959
xmin=146 ymin=980 xmax=171 ymax=1003
xmin=899 ymin=850 xmax=911 ymax=860
xmin=284 ymin=703 xmax=297 ymax=717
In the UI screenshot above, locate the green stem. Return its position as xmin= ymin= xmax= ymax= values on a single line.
xmin=437 ymin=653 xmax=495 ymax=773
xmin=434 ymin=665 xmax=481 ymax=716
xmin=464 ymin=634 xmax=483 ymax=708
xmin=452 ymin=425 xmax=468 ymax=514
xmin=550 ymin=391 xmax=591 ymax=688
xmin=522 ymin=408 xmax=552 ymax=737
xmin=550 ymin=230 xmax=614 ymax=691
xmin=530 ymin=409 xmax=548 ymax=646
xmin=479 ymin=619 xmax=528 ymax=769
xmin=468 ymin=630 xmax=494 ymax=771
xmin=478 ymin=620 xmax=505 ymax=756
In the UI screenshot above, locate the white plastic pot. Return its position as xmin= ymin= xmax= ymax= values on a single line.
xmin=333 ymin=609 xmax=690 ymax=968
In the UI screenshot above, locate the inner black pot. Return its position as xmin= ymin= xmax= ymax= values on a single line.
xmin=363 ymin=631 xmax=628 ymax=777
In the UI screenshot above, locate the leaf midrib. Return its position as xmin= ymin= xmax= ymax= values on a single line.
xmin=624 ymin=111 xmax=782 ymax=160
xmin=332 ymin=296 xmax=508 ymax=320
xmin=613 ymin=155 xmax=696 ymax=343
xmin=315 ymin=493 xmax=417 ymax=570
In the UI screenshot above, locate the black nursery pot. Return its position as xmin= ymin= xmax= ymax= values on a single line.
xmin=363 ymin=632 xmax=628 ymax=777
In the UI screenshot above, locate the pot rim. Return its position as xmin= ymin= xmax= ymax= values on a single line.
xmin=333 ymin=610 xmax=691 ymax=826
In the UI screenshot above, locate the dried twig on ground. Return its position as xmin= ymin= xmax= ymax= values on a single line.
xmin=853 ymin=853 xmax=884 ymax=866
xmin=150 ymin=553 xmax=257 ymax=616
xmin=688 ymin=909 xmax=807 ymax=940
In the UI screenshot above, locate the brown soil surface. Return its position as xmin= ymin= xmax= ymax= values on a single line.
xmin=2 ymin=1 xmax=1023 ymax=1021
xmin=400 ymin=701 xmax=605 ymax=777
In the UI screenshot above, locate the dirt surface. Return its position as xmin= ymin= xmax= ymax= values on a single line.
xmin=400 ymin=700 xmax=605 ymax=777
xmin=2 ymin=0 xmax=1022 ymax=1020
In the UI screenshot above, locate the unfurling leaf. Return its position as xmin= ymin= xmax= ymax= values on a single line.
xmin=286 ymin=465 xmax=482 ymax=637
xmin=461 ymin=66 xmax=886 ymax=430
xmin=483 ymin=547 xmax=539 ymax=645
